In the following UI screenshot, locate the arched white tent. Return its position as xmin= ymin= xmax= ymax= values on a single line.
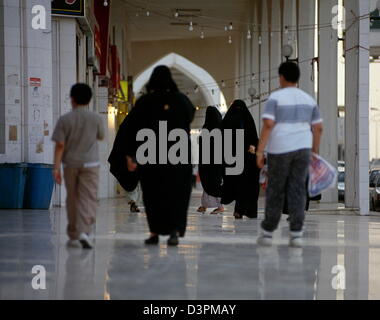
xmin=133 ymin=53 xmax=227 ymax=112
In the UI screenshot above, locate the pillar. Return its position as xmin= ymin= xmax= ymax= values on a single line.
xmin=345 ymin=0 xmax=370 ymax=215
xmin=51 ymin=17 xmax=77 ymax=206
xmin=0 ymin=0 xmax=53 ymax=164
xmin=298 ymin=0 xmax=316 ymax=96
xmin=250 ymin=0 xmax=261 ymax=126
xmin=244 ymin=25 xmax=252 ymax=105
xmin=270 ymin=0 xmax=282 ymax=93
xmin=318 ymin=0 xmax=339 ymax=203
xmin=283 ymin=0 xmax=297 ymax=61
xmin=259 ymin=0 xmax=270 ymax=121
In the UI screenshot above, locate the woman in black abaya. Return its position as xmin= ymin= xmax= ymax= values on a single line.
xmin=109 ymin=66 xmax=195 ymax=246
xmin=221 ymin=100 xmax=260 ymax=219
xmin=197 ymin=106 xmax=225 ymax=214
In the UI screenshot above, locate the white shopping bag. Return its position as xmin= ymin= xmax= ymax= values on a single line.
xmin=308 ymin=154 xmax=338 ymax=198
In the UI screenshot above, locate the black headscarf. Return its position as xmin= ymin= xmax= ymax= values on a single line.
xmin=146 ymin=65 xmax=179 ymax=93
xmin=222 ymin=99 xmax=258 ymax=150
xmin=203 ymin=106 xmax=223 ymax=131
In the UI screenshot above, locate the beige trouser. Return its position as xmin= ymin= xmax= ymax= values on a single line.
xmin=64 ymin=167 xmax=99 ymax=240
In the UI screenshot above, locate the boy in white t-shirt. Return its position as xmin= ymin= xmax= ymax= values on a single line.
xmin=256 ymin=62 xmax=323 ymax=247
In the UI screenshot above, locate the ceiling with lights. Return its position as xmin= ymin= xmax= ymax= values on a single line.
xmin=121 ymin=0 xmax=250 ymax=42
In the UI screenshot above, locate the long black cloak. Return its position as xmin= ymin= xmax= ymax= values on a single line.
xmin=109 ymin=118 xmax=139 ymax=192
xmin=198 ymin=106 xmax=223 ymax=198
xmin=221 ymin=100 xmax=260 ymax=217
xmin=110 ymin=90 xmax=195 ymax=237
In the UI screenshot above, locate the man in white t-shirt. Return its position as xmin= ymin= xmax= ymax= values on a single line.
xmin=256 ymin=62 xmax=323 ymax=247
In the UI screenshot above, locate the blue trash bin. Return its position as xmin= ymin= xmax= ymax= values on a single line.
xmin=0 ymin=163 xmax=28 ymax=209
xmin=23 ymin=164 xmax=55 ymax=210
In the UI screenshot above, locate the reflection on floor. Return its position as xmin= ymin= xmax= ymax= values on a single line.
xmin=1 ymin=194 xmax=380 ymax=300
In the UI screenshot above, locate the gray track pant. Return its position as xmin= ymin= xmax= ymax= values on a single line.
xmin=262 ymin=149 xmax=311 ymax=233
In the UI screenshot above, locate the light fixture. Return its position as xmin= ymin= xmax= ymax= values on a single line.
xmin=258 ymin=36 xmax=262 ymax=45
xmin=174 ymin=9 xmax=179 ymax=18
xmin=221 ymin=80 xmax=226 ymax=87
xmin=146 ymin=10 xmax=150 ymax=16
xmin=248 ymin=87 xmax=258 ymax=102
xmin=224 ymin=26 xmax=228 ymax=31
xmin=229 ymin=22 xmax=233 ymax=30
xmin=251 ymin=73 xmax=256 ymax=80
xmin=228 ymin=36 xmax=232 ymax=44
xmin=103 ymin=0 xmax=108 ymax=6
xmin=200 ymin=31 xmax=205 ymax=39
xmin=284 ymin=26 xmax=289 ymax=34
xmin=189 ymin=21 xmax=194 ymax=31
xmin=247 ymin=29 xmax=252 ymax=40
xmin=282 ymin=44 xmax=298 ymax=62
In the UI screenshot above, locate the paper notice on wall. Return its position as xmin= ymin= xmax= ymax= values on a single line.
xmin=9 ymin=126 xmax=17 ymax=141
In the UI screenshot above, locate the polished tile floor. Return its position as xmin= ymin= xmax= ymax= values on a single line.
xmin=1 ymin=193 xmax=380 ymax=300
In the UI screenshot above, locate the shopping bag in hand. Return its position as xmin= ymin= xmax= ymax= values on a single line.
xmin=308 ymin=154 xmax=338 ymax=198
xmin=260 ymin=165 xmax=268 ymax=190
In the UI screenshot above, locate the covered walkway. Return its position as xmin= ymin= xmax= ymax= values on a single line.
xmin=1 ymin=193 xmax=380 ymax=300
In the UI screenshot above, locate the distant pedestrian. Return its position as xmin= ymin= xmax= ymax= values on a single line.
xmin=52 ymin=83 xmax=105 ymax=249
xmin=198 ymin=106 xmax=225 ymax=215
xmin=256 ymin=62 xmax=323 ymax=247
xmin=126 ymin=183 xmax=141 ymax=213
xmin=110 ymin=66 xmax=195 ymax=246
xmin=221 ymin=100 xmax=260 ymax=219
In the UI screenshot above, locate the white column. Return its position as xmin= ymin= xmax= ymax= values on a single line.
xmin=51 ymin=17 xmax=77 ymax=207
xmin=22 ymin=0 xmax=54 ymax=164
xmin=0 ymin=0 xmax=22 ymax=162
xmin=270 ymin=0 xmax=282 ymax=93
xmin=244 ymin=27 xmax=252 ymax=104
xmin=250 ymin=0 xmax=261 ymax=126
xmin=259 ymin=0 xmax=270 ymax=121
xmin=0 ymin=0 xmax=53 ymax=164
xmin=298 ymin=0 xmax=316 ymax=96
xmin=345 ymin=0 xmax=370 ymax=215
xmin=319 ymin=0 xmax=338 ymax=203
xmin=239 ymin=33 xmax=246 ymax=98
xmin=283 ymin=0 xmax=297 ymax=61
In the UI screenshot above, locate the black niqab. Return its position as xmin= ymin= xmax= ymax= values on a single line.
xmin=198 ymin=106 xmax=223 ymax=197
xmin=109 ymin=65 xmax=195 ymax=236
xmin=221 ymin=100 xmax=260 ymax=218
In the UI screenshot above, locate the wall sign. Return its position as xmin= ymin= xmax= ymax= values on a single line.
xmin=52 ymin=0 xmax=85 ymax=17
xmin=30 ymin=78 xmax=42 ymax=87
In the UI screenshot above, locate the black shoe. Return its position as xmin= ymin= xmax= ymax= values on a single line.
xmin=233 ymin=212 xmax=243 ymax=220
xmin=145 ymin=235 xmax=159 ymax=245
xmin=130 ymin=202 xmax=140 ymax=213
xmin=167 ymin=232 xmax=179 ymax=246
